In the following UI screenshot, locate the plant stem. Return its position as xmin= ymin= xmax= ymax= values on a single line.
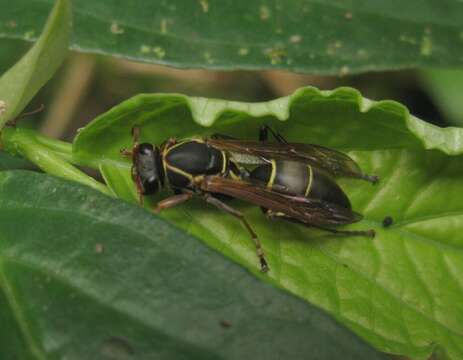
xmin=0 ymin=127 xmax=112 ymax=196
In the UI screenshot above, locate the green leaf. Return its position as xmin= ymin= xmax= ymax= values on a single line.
xmin=0 ymin=152 xmax=35 ymax=171
xmin=0 ymin=170 xmax=389 ymax=359
xmin=73 ymin=87 xmax=463 ymax=360
xmin=1 ymin=1 xmax=463 ymax=74
xmin=0 ymin=39 xmax=30 ymax=74
xmin=1 ymin=127 xmax=112 ymax=196
xmin=420 ymin=69 xmax=463 ymax=126
xmin=0 ymin=0 xmax=70 ymax=128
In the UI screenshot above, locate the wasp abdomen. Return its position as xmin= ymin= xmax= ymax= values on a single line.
xmin=250 ymin=160 xmax=351 ymax=210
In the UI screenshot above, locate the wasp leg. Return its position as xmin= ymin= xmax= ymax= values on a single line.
xmin=6 ymin=104 xmax=45 ymax=127
xmin=211 ymin=133 xmax=237 ymax=140
xmin=154 ymin=193 xmax=193 ymax=213
xmin=266 ymin=210 xmax=375 ymax=238
xmin=201 ymin=192 xmax=269 ymax=273
xmin=134 ymin=176 xmax=145 ymax=206
xmin=131 ymin=126 xmax=141 ymax=144
xmin=120 ymin=148 xmax=133 ymax=157
xmin=259 ymin=125 xmax=288 ymax=144
xmin=311 ymin=225 xmax=375 ymax=238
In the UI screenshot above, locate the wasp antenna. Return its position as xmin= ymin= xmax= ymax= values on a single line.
xmin=19 ymin=104 xmax=45 ymax=118
xmin=120 ymin=148 xmax=132 ymax=157
xmin=7 ymin=104 xmax=45 ymax=127
xmin=131 ymin=127 xmax=141 ymax=144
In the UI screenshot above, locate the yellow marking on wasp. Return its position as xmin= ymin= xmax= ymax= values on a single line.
xmin=165 ymin=163 xmax=194 ymax=180
xmin=304 ymin=165 xmax=313 ymax=197
xmin=267 ymin=159 xmax=277 ymax=189
xmin=229 ymin=170 xmax=240 ymax=180
xmin=162 ymin=147 xmax=170 ymax=184
xmin=221 ymin=151 xmax=227 ymax=174
xmin=165 ymin=140 xmax=187 ymax=153
xmin=162 ymin=139 xmax=191 ymax=184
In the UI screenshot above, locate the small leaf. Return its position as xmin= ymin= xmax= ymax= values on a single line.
xmin=1 ymin=127 xmax=111 ymax=196
xmin=0 ymin=1 xmax=462 ymax=74
xmin=0 ymin=0 xmax=70 ymax=128
xmin=0 ymin=170 xmax=389 ymax=359
xmin=73 ymin=87 xmax=463 ymax=360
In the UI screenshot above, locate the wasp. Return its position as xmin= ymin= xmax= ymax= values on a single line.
xmin=121 ymin=126 xmax=377 ymax=273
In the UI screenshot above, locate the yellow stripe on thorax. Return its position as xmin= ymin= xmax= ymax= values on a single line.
xmin=165 ymin=163 xmax=194 ymax=181
xmin=163 ymin=140 xmax=198 ymax=185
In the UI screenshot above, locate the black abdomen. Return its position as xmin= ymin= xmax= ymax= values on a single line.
xmin=250 ymin=160 xmax=351 ymax=209
xmin=165 ymin=140 xmax=225 ymax=188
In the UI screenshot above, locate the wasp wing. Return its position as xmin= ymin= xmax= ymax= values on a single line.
xmin=207 ymin=138 xmax=377 ymax=182
xmin=199 ymin=176 xmax=362 ymax=226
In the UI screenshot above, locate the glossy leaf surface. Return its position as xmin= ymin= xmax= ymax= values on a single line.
xmin=0 ymin=1 xmax=462 ymax=74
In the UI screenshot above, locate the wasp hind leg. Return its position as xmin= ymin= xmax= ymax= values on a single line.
xmin=201 ymin=193 xmax=269 ymax=273
xmin=259 ymin=125 xmax=288 ymax=144
xmin=6 ymin=104 xmax=45 ymax=127
xmin=311 ymin=225 xmax=375 ymax=238
xmin=265 ymin=210 xmax=375 ymax=238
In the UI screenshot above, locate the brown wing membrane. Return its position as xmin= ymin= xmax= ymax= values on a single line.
xmin=198 ymin=176 xmax=362 ymax=227
xmin=207 ymin=138 xmax=377 ymax=183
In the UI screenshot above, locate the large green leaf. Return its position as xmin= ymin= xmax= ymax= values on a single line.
xmin=73 ymin=87 xmax=463 ymax=360
xmin=0 ymin=170 xmax=389 ymax=359
xmin=0 ymin=1 xmax=462 ymax=74
xmin=0 ymin=0 xmax=70 ymax=128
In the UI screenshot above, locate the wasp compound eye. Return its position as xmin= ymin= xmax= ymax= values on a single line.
xmin=138 ymin=143 xmax=154 ymax=156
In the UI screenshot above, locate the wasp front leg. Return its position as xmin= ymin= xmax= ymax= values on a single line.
xmin=154 ymin=193 xmax=193 ymax=213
